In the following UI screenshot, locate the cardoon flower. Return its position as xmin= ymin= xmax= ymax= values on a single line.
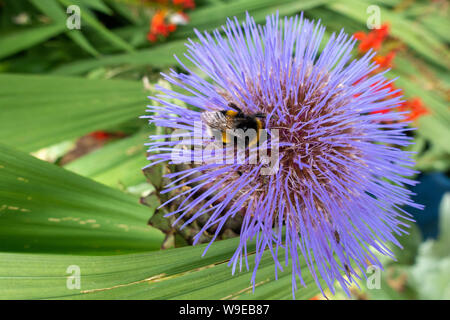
xmin=144 ymin=12 xmax=422 ymax=297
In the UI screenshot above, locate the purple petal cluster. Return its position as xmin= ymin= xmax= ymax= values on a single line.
xmin=144 ymin=13 xmax=422 ymax=297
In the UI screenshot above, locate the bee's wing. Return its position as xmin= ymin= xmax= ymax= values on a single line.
xmin=201 ymin=111 xmax=231 ymax=131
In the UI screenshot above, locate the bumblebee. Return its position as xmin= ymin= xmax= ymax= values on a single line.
xmin=201 ymin=102 xmax=266 ymax=146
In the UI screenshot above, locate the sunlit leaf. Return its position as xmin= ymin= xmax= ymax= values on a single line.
xmin=0 ymin=235 xmax=320 ymax=300
xmin=0 ymin=74 xmax=148 ymax=152
xmin=0 ymin=24 xmax=66 ymax=60
xmin=0 ymin=144 xmax=163 ymax=255
xmin=65 ymin=130 xmax=150 ymax=190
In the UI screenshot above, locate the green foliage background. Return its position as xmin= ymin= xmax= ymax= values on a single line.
xmin=0 ymin=0 xmax=448 ymax=300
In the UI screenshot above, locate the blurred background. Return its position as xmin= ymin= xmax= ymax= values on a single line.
xmin=0 ymin=0 xmax=448 ymax=300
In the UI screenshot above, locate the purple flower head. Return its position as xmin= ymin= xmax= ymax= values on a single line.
xmin=144 ymin=12 xmax=422 ymax=297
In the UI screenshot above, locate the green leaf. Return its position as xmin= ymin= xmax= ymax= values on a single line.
xmin=0 ymin=235 xmax=320 ymax=300
xmin=420 ymin=14 xmax=450 ymax=43
xmin=28 ymin=0 xmax=100 ymax=57
xmin=415 ymin=147 xmax=450 ymax=172
xmin=181 ymin=0 xmax=332 ymax=34
xmin=51 ymin=39 xmax=188 ymax=75
xmin=387 ymin=69 xmax=450 ymax=155
xmin=416 ymin=117 xmax=450 ymax=155
xmin=64 ymin=130 xmax=150 ymax=190
xmin=0 ymin=143 xmax=163 ymax=255
xmin=389 ymin=222 xmax=422 ymax=266
xmin=0 ymin=24 xmax=66 ymax=60
xmin=389 ymin=65 xmax=449 ymax=123
xmin=0 ymin=73 xmax=148 ymax=152
xmin=105 ymin=0 xmax=144 ymax=25
xmin=75 ymin=0 xmax=113 ymax=15
xmin=51 ymin=0 xmax=332 ymax=75
xmin=58 ymin=0 xmax=135 ymax=52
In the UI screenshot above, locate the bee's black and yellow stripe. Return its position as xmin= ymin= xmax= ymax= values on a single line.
xmin=221 ymin=110 xmax=264 ymax=145
xmin=225 ymin=110 xmax=239 ymax=117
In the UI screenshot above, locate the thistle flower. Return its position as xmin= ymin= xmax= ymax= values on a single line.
xmin=144 ymin=13 xmax=422 ymax=297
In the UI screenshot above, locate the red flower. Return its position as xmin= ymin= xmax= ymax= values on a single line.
xmin=370 ymin=96 xmax=429 ymax=122
xmin=353 ymin=23 xmax=390 ymax=53
xmin=369 ymin=81 xmax=403 ymax=116
xmin=378 ymin=81 xmax=402 ymax=98
xmin=354 ymin=22 xmax=428 ymax=124
xmin=88 ymin=131 xmax=126 ymax=141
xmin=147 ymin=9 xmax=177 ymax=42
xmin=399 ymin=98 xmax=429 ymax=121
xmin=89 ymin=130 xmax=110 ymax=140
xmin=373 ymin=51 xmax=396 ymax=70
xmin=368 ymin=80 xmax=402 ymax=99
xmin=172 ymin=0 xmax=195 ymax=9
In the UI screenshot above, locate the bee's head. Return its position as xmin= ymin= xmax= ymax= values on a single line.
xmin=227 ymin=102 xmax=243 ymax=114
